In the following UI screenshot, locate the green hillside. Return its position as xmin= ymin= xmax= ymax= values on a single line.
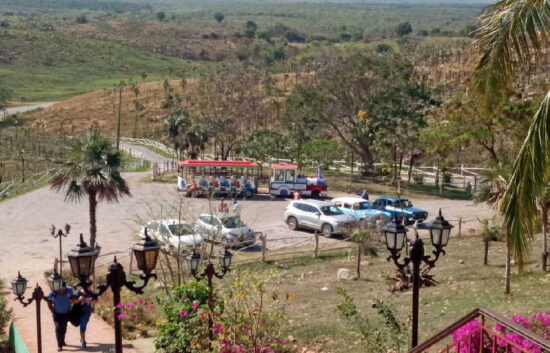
xmin=0 ymin=29 xmax=214 ymax=101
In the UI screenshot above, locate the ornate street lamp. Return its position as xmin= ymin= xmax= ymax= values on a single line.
xmin=11 ymin=272 xmax=46 ymax=353
xmin=50 ymin=224 xmax=70 ymax=276
xmin=384 ymin=209 xmax=453 ymax=348
xmin=67 ymin=234 xmax=99 ymax=285
xmin=48 ymin=268 xmax=64 ymax=292
xmin=67 ymin=230 xmax=160 ymax=353
xmin=187 ymin=249 xmax=233 ymax=339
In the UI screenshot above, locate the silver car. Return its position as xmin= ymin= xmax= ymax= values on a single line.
xmin=195 ymin=213 xmax=257 ymax=248
xmin=284 ymin=200 xmax=355 ymax=237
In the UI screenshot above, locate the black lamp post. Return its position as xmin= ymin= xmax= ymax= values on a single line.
xmin=50 ymin=224 xmax=70 ymax=276
xmin=67 ymin=230 xmax=160 ymax=353
xmin=11 ymin=269 xmax=65 ymax=353
xmin=187 ymin=248 xmax=233 ymax=339
xmin=384 ymin=209 xmax=453 ymax=348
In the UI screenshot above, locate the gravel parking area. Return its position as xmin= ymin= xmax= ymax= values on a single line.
xmin=0 ymin=168 xmax=495 ymax=279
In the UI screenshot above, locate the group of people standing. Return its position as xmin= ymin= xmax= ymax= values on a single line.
xmin=47 ymin=282 xmax=96 ymax=351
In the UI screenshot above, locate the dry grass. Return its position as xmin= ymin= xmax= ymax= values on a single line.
xmin=16 ymin=73 xmax=304 ymax=137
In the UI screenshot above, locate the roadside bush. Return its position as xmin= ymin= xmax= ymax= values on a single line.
xmin=413 ymin=173 xmax=424 ymax=185
xmin=0 ymin=280 xmax=12 ymax=335
xmin=336 ymin=288 xmax=408 ymax=353
xmin=443 ymin=172 xmax=452 ymax=184
xmin=155 ymin=281 xmax=213 ymax=353
xmin=75 ymin=14 xmax=88 ymax=24
xmin=374 ymin=164 xmax=394 ymax=177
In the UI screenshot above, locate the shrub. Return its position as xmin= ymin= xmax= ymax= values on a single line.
xmin=451 ymin=313 xmax=550 ymax=353
xmin=75 ymin=14 xmax=88 ymax=24
xmin=336 ymin=288 xmax=408 ymax=352
xmin=285 ymin=31 xmax=306 ymax=43
xmin=443 ymin=172 xmax=452 ymax=184
xmin=395 ymin=22 xmax=413 ymax=36
xmin=376 ymin=43 xmax=392 ymax=53
xmin=413 ymin=173 xmax=424 ymax=184
xmin=214 ymin=12 xmax=224 ymax=23
xmin=374 ymin=164 xmax=394 ymax=177
xmin=0 ymin=280 xmax=12 ymax=335
xmin=155 ymin=281 xmax=213 ymax=353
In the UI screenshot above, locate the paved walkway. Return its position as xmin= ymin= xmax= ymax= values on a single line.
xmin=8 ymin=281 xmax=138 ymax=353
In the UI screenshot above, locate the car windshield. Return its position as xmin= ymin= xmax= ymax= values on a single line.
xmin=393 ymin=200 xmax=412 ymax=208
xmin=320 ymin=205 xmax=344 ymax=216
xmin=221 ymin=217 xmax=246 ymax=229
xmin=168 ymin=224 xmax=195 ymax=236
xmin=353 ymin=202 xmax=371 ymax=210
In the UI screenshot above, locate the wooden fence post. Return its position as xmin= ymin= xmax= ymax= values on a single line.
xmin=458 ymin=217 xmax=462 ymax=238
xmin=314 ymin=231 xmax=319 ymax=258
xmin=129 ymin=249 xmax=134 ymax=275
xmin=261 ymin=234 xmax=267 ymax=263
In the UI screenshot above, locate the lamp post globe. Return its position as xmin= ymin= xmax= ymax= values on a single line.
xmin=187 ymin=251 xmax=201 ymax=273
xmin=67 ymin=233 xmax=99 ymax=281
xmin=132 ymin=228 xmax=161 ymax=274
xmin=219 ymin=248 xmax=233 ymax=270
xmin=429 ymin=209 xmax=453 ymax=249
xmin=382 ymin=215 xmax=408 ymax=252
xmin=48 ymin=269 xmax=64 ymax=292
xmin=12 ymin=272 xmax=28 ymax=298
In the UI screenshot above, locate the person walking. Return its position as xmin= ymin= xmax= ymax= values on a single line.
xmin=46 ymin=283 xmax=76 ymax=351
xmin=73 ymin=289 xmax=97 ymax=348
xmin=232 ymin=200 xmax=242 ymax=215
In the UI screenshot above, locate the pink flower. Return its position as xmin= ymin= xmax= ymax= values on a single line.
xmin=213 ymin=324 xmax=223 ymax=335
xmin=117 ymin=312 xmax=127 ymax=320
xmin=182 ymin=295 xmax=189 ymax=300
xmin=178 ymin=311 xmax=189 ymax=318
xmin=131 ymin=314 xmax=137 ymax=319
xmin=192 ymin=301 xmax=199 ymax=312
xmin=199 ymin=312 xmax=206 ymax=320
xmin=115 ymin=303 xmax=123 ymax=309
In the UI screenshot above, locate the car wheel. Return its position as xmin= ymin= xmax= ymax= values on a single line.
xmin=311 ymin=190 xmax=320 ymax=199
xmin=287 ymin=217 xmax=299 ymax=230
xmin=321 ymin=223 xmax=333 ymax=237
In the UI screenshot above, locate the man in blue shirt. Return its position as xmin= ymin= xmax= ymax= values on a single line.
xmin=47 ymin=283 xmax=76 ymax=352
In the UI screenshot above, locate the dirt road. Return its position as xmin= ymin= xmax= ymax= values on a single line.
xmin=3 ymin=102 xmax=56 ymax=116
xmin=0 ymin=145 xmax=494 ymax=280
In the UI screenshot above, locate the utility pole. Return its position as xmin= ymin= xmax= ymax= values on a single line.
xmin=116 ymin=85 xmax=123 ymax=150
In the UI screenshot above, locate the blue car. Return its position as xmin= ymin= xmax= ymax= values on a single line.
xmin=371 ymin=196 xmax=428 ymax=225
xmin=331 ymin=197 xmax=391 ymax=225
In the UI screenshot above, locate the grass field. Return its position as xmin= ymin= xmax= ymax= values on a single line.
xmin=0 ymin=28 xmax=215 ymax=101
xmin=104 ymin=225 xmax=548 ymax=352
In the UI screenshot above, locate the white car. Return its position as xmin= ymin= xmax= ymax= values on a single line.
xmin=195 ymin=213 xmax=257 ymax=248
xmin=140 ymin=219 xmax=203 ymax=252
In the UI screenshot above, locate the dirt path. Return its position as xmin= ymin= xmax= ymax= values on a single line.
xmin=3 ymin=102 xmax=57 ymax=116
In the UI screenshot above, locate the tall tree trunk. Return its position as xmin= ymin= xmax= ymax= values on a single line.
xmin=504 ymin=239 xmax=511 ymax=295
xmin=542 ymin=204 xmax=548 ymax=271
xmin=356 ymin=242 xmax=363 ymax=279
xmin=407 ymin=154 xmax=415 ymax=183
xmin=483 ymin=240 xmax=489 ymax=265
xmin=89 ymin=191 xmax=98 ymax=248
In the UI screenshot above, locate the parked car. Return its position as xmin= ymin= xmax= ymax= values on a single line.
xmin=195 ymin=213 xmax=257 ymax=248
xmin=140 ymin=219 xmax=203 ymax=252
xmin=331 ymin=197 xmax=391 ymax=225
xmin=370 ymin=196 xmax=428 ymax=225
xmin=284 ymin=199 xmax=355 ymax=237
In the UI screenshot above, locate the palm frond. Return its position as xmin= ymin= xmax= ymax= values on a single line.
xmin=473 ymin=0 xmax=550 ymax=97
xmin=501 ymin=90 xmax=550 ymax=267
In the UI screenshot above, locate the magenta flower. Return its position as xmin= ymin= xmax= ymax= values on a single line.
xmin=117 ymin=312 xmax=127 ymax=320
xmin=192 ymin=301 xmax=199 ymax=312
xmin=213 ymin=324 xmax=223 ymax=335
xmin=115 ymin=303 xmax=123 ymax=309
xmin=178 ymin=311 xmax=189 ymax=318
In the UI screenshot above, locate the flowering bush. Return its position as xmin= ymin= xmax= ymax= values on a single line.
xmin=451 ymin=312 xmax=550 ymax=353
xmin=212 ymin=270 xmax=293 ymax=353
xmin=155 ymin=280 xmax=214 ymax=353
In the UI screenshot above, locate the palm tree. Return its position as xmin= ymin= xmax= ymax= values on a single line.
xmin=474 ymin=0 xmax=550 ymax=271
xmin=164 ymin=110 xmax=190 ymax=158
xmin=182 ymin=125 xmax=208 ymax=160
xmin=50 ymin=133 xmax=130 ymax=248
